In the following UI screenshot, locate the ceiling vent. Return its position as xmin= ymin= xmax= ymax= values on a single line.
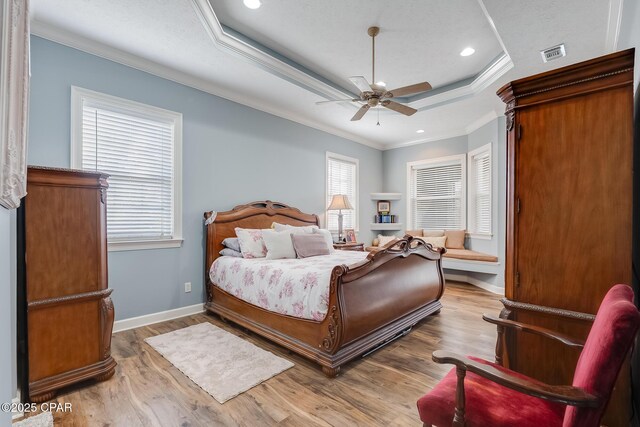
xmin=540 ymin=44 xmax=566 ymax=63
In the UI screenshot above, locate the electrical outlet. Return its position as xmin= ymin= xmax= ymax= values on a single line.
xmin=184 ymin=282 xmax=192 ymax=293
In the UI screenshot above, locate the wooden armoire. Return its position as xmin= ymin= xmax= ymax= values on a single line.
xmin=17 ymin=166 xmax=116 ymax=402
xmin=497 ymin=49 xmax=635 ymax=426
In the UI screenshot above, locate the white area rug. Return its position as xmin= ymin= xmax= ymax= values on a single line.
xmin=145 ymin=322 xmax=293 ymax=403
xmin=13 ymin=412 xmax=53 ymax=427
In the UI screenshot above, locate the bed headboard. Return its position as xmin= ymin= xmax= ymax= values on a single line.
xmin=203 ymin=200 xmax=320 ymax=276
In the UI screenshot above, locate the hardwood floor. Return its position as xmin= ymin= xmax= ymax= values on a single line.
xmin=43 ymin=282 xmax=502 ymax=426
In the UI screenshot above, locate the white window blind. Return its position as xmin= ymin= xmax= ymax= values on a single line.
xmin=469 ymin=146 xmax=492 ymax=235
xmin=326 ymin=154 xmax=358 ymax=231
xmin=409 ymin=156 xmax=466 ymax=230
xmin=72 ymin=87 xmax=182 ymax=250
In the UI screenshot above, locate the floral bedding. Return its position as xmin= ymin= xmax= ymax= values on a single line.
xmin=209 ymin=251 xmax=368 ymax=320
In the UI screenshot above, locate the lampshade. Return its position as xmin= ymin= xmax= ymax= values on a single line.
xmin=328 ymin=194 xmax=353 ymax=211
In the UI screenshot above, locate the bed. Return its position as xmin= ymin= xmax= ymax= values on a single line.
xmin=203 ymin=201 xmax=445 ymax=377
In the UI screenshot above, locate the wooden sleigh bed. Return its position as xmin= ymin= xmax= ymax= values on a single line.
xmin=203 ymin=201 xmax=445 ymax=377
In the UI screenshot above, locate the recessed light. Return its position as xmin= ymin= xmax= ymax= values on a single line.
xmin=243 ymin=0 xmax=261 ymax=9
xmin=375 ymin=81 xmax=386 ymax=87
xmin=416 ymin=129 xmax=425 ymax=133
xmin=460 ymin=47 xmax=475 ymax=57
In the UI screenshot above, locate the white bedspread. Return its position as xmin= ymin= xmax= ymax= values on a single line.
xmin=209 ymin=251 xmax=368 ymax=320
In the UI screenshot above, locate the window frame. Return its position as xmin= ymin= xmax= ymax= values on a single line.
xmin=70 ymin=86 xmax=183 ymax=252
xmin=406 ymin=154 xmax=467 ymax=232
xmin=467 ymin=143 xmax=492 ymax=239
xmin=325 ymin=151 xmax=359 ymax=233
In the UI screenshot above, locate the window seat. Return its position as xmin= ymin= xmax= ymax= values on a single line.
xmin=443 ymin=249 xmax=497 ymax=263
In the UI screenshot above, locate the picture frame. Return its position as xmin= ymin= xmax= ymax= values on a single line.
xmin=377 ymin=200 xmax=390 ymax=214
xmin=345 ymin=229 xmax=357 ymax=243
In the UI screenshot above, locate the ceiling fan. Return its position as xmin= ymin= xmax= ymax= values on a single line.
xmin=317 ymin=26 xmax=432 ymax=122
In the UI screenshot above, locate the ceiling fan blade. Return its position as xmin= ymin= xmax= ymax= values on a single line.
xmin=351 ymin=104 xmax=370 ymax=121
xmin=315 ymin=99 xmax=360 ymax=105
xmin=385 ymin=82 xmax=432 ymax=98
xmin=349 ymin=76 xmax=373 ymax=94
xmin=382 ymin=100 xmax=417 ymax=116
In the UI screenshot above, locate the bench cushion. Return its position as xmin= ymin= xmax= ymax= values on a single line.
xmin=444 ymin=249 xmax=498 ymax=263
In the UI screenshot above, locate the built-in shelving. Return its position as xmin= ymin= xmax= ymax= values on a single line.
xmin=370 ymin=223 xmax=403 ymax=231
xmin=371 ymin=192 xmax=401 ymax=200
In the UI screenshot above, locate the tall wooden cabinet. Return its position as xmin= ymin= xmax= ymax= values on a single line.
xmin=17 ymin=166 xmax=116 ymax=402
xmin=497 ymin=49 xmax=635 ymax=426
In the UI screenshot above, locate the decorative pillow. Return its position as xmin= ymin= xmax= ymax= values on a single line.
xmin=444 ymin=229 xmax=466 ymax=249
xmin=272 ymin=222 xmax=318 ymax=233
xmin=377 ymin=234 xmax=398 ymax=247
xmin=235 ymin=227 xmax=268 ymax=259
xmin=422 ymin=236 xmax=447 ymax=248
xmin=221 ymin=237 xmax=241 ymax=252
xmin=219 ymin=248 xmax=242 ymax=258
xmin=405 ymin=230 xmax=424 ymax=237
xmin=291 ymin=233 xmax=330 ymax=258
xmin=263 ymin=230 xmax=297 ymax=260
xmin=313 ymin=228 xmax=336 ymax=253
xmin=423 ymin=229 xmax=445 ymax=237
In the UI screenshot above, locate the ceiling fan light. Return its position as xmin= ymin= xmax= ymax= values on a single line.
xmin=416 ymin=129 xmax=425 ymax=133
xmin=243 ymin=0 xmax=262 ymax=9
xmin=460 ymin=47 xmax=475 ymax=57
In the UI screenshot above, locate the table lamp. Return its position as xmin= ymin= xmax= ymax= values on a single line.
xmin=328 ymin=194 xmax=353 ymax=243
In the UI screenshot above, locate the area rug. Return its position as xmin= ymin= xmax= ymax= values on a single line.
xmin=145 ymin=322 xmax=293 ymax=403
xmin=13 ymin=412 xmax=53 ymax=427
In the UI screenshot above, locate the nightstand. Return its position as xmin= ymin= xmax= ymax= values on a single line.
xmin=333 ymin=242 xmax=365 ymax=251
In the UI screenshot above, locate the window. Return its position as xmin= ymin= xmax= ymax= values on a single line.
xmin=326 ymin=152 xmax=358 ymax=232
xmin=407 ymin=154 xmax=466 ymax=231
xmin=71 ymin=87 xmax=182 ymax=251
xmin=468 ymin=144 xmax=492 ymax=236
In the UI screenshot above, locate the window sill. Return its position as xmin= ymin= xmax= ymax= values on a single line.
xmin=108 ymin=238 xmax=184 ymax=252
xmin=467 ymin=233 xmax=493 ymax=240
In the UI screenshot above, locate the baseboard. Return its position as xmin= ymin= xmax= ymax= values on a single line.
xmin=12 ymin=393 xmax=22 ymax=420
xmin=445 ymin=273 xmax=505 ymax=295
xmin=113 ymin=303 xmax=205 ymax=333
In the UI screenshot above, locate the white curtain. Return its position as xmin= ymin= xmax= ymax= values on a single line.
xmin=0 ymin=0 xmax=30 ymax=209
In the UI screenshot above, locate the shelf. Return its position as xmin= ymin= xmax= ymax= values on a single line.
xmin=371 ymin=192 xmax=401 ymax=201
xmin=370 ymin=223 xmax=403 ymax=231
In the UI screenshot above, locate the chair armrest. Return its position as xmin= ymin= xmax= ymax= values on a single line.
xmin=482 ymin=314 xmax=585 ymax=349
xmin=432 ymin=350 xmax=599 ymax=407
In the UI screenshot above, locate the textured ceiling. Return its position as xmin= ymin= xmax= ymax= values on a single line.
xmin=29 ymin=0 xmax=621 ymax=148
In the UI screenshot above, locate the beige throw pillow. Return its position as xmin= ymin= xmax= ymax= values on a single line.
xmin=421 ymin=236 xmax=447 ymax=248
xmin=377 ymin=234 xmax=398 ymax=247
xmin=444 ymin=230 xmax=466 ymax=249
xmin=423 ymin=229 xmax=445 ymax=237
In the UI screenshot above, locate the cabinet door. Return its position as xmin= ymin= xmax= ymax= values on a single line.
xmin=515 ymin=87 xmax=633 ymax=314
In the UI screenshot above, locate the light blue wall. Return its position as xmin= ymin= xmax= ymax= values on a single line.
xmin=619 ymin=0 xmax=640 ymax=91
xmin=28 ymin=36 xmax=383 ymax=320
xmin=1 ymin=208 xmax=13 ymax=426
xmin=381 ymin=118 xmax=507 ymax=289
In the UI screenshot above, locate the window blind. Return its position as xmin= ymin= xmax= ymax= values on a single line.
xmin=326 ymin=156 xmax=357 ymax=231
xmin=81 ymin=104 xmax=175 ymax=241
xmin=471 ymin=151 xmax=491 ymax=234
xmin=410 ymin=161 xmax=464 ymax=230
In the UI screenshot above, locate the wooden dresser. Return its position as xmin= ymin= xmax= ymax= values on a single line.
xmin=497 ymin=49 xmax=635 ymax=426
xmin=17 ymin=166 xmax=116 ymax=402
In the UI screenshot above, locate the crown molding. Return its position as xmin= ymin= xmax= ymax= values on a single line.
xmin=381 ymin=111 xmax=500 ymax=151
xmin=605 ymin=0 xmax=624 ymax=52
xmin=29 ymin=20 xmax=383 ymax=150
xmin=190 ymin=0 xmax=354 ymax=101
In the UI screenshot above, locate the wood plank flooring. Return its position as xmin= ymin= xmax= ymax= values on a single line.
xmin=43 ymin=282 xmax=502 ymax=426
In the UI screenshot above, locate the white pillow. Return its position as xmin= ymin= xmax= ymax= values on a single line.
xmin=263 ymin=230 xmax=297 ymax=259
xmin=272 ymin=222 xmax=318 ymax=233
xmin=377 ymin=234 xmax=398 ymax=247
xmin=421 ymin=236 xmax=447 ymax=248
xmin=235 ymin=227 xmax=269 ymax=259
xmin=422 ymin=229 xmax=445 ymax=237
xmin=313 ymin=229 xmax=335 ymax=253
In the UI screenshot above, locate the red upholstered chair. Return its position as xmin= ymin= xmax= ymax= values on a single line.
xmin=417 ymin=284 xmax=640 ymax=427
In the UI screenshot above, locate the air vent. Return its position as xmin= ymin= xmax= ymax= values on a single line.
xmin=540 ymin=44 xmax=566 ymax=63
